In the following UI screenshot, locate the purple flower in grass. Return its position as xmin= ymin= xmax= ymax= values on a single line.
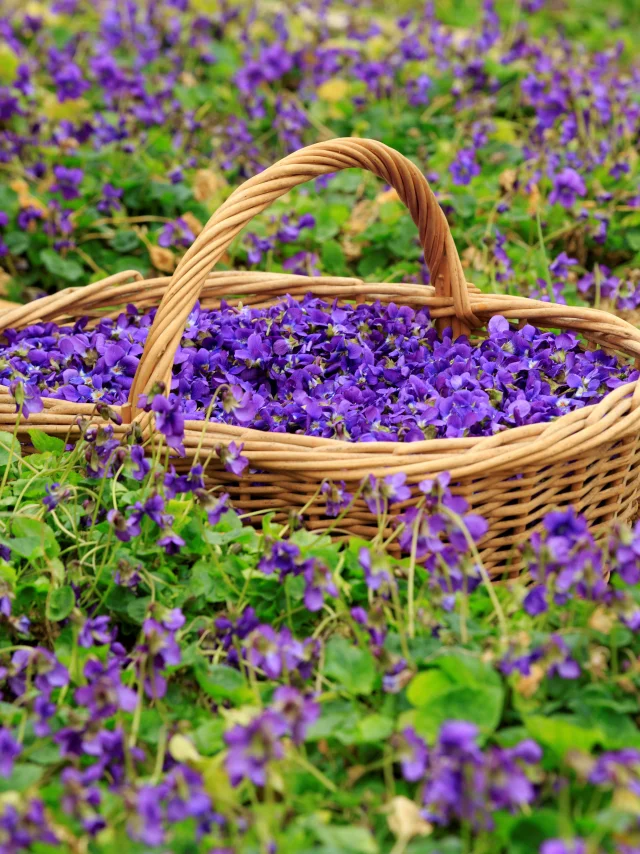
xmin=225 ymin=710 xmax=288 ymax=787
xmin=127 ymin=785 xmax=165 ymax=847
xmin=549 ymin=252 xmax=578 ymax=281
xmin=157 ymin=528 xmax=186 ymax=554
xmin=197 ymin=490 xmax=230 ymax=526
xmin=0 ymin=727 xmax=21 ymax=776
xmin=421 ymin=721 xmax=540 ymax=828
xmin=545 ymin=635 xmax=580 ymax=680
xmin=50 ymin=165 xmax=84 ymax=199
xmin=78 ymin=615 xmax=113 ymax=648
xmin=364 ymin=473 xmax=411 ymax=515
xmin=114 ymin=559 xmax=141 ymax=589
xmin=522 ymin=508 xmax=607 ymax=611
xmin=394 ymin=728 xmax=428 ymax=781
xmin=588 ymin=748 xmax=640 ymax=794
xmin=321 ymin=480 xmax=352 ymax=516
xmin=32 ymin=696 xmax=55 ymax=737
xmin=242 ymin=624 xmax=318 ymax=681
xmin=157 ymin=217 xmax=195 ymax=249
xmin=135 ymin=611 xmax=183 ymax=699
xmin=359 ymin=547 xmax=395 ymax=596
xmin=351 ymin=604 xmax=387 ymax=648
xmin=540 ymin=842 xmax=586 ymax=854
xmin=61 ymin=767 xmax=105 ymax=836
xmin=300 ymin=559 xmax=338 ymax=612
xmin=52 ymin=63 xmax=89 ymax=101
xmin=129 ymin=444 xmax=150 ymax=481
xmin=271 ymin=686 xmax=319 ymax=743
xmin=43 ymin=482 xmax=70 ymax=511
xmin=0 ymin=798 xmax=58 ymax=849
xmin=74 ymin=658 xmax=138 ymax=718
xmin=259 ymin=540 xmax=301 ymax=577
xmin=216 ymin=441 xmax=249 ymax=476
xmin=140 ymin=493 xmax=166 ymax=526
xmin=96 ymin=183 xmax=123 ymax=215
xmin=282 ymin=251 xmax=320 ymax=276
xmin=17 ymin=206 xmax=43 ymax=231
xmin=549 ymin=168 xmax=586 ymax=208
xmin=450 ymin=148 xmax=481 ymax=185
xmin=9 ymin=647 xmax=69 ymax=698
xmin=523 ymin=584 xmax=547 ymax=616
xmin=610 ymin=521 xmax=640 ymax=586
xmin=107 ymin=508 xmax=141 ymax=543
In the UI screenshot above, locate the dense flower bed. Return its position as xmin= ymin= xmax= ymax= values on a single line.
xmin=0 ymin=0 xmax=638 ymax=314
xmin=2 ymin=1 xmax=640 ymax=852
xmin=2 ymin=297 xmax=638 ymax=440
xmin=0 ymin=414 xmax=639 ymax=852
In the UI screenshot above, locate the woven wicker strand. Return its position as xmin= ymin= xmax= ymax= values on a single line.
xmin=2 ymin=138 xmax=640 ymax=573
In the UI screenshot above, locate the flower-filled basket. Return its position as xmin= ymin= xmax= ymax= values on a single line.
xmin=2 ymin=138 xmax=640 ymax=574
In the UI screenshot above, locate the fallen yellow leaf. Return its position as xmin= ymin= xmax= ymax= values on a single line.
xmin=317 ymin=78 xmax=350 ymax=104
xmin=149 ymin=246 xmax=176 ymax=273
xmin=385 ymin=796 xmax=433 ymax=843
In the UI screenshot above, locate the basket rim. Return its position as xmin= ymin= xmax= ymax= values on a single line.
xmin=2 ymin=268 xmax=640 ymax=478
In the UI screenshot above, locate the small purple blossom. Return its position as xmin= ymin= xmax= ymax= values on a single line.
xmin=549 ymin=168 xmax=586 ymax=208
xmin=225 ymin=710 xmax=288 ymax=787
xmin=216 ymin=441 xmax=249 ymax=476
xmin=0 ymin=727 xmax=21 ymax=777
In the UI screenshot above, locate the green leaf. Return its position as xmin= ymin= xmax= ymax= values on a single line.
xmin=449 ymin=194 xmax=477 ymax=218
xmin=313 ymin=823 xmax=379 ymax=854
xmin=110 ymin=230 xmax=140 ymax=253
xmin=321 ymin=239 xmax=347 ymax=274
xmin=40 ymin=248 xmax=85 ymax=282
xmin=0 ymin=763 xmax=42 ymax=793
xmin=626 ymin=230 xmax=640 ymax=252
xmin=193 ymin=718 xmax=226 ymax=756
xmin=4 ymin=232 xmax=29 ymax=255
xmin=306 ymin=700 xmax=361 ymax=742
xmin=27 ymin=429 xmax=65 ymax=455
xmin=0 ymin=43 xmax=19 ymax=85
xmin=406 ymin=669 xmax=455 ymax=706
xmin=0 ymin=431 xmax=20 ymax=466
xmin=348 ymin=714 xmax=394 ymax=745
xmin=0 ymin=186 xmax=17 ymax=217
xmin=408 ymin=653 xmax=504 ymax=741
xmin=194 ymin=661 xmax=252 ymax=705
xmin=186 ymin=561 xmax=230 ymax=602
xmin=357 ymin=248 xmax=388 ymax=278
xmin=523 ymin=715 xmax=602 ymax=758
xmin=323 ymin=637 xmax=376 ymax=696
xmin=126 ymin=595 xmax=151 ymax=624
xmin=11 ymin=517 xmax=60 ymax=558
xmin=314 ymin=205 xmax=348 ymax=242
xmin=46 ymin=585 xmax=75 ymax=621
xmin=495 ymin=810 xmax=560 ymax=854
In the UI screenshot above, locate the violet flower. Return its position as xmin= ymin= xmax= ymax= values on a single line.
xmin=225 ymin=710 xmax=288 ymax=787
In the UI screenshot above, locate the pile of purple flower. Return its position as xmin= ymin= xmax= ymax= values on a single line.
xmin=2 ymin=295 xmax=637 ymax=441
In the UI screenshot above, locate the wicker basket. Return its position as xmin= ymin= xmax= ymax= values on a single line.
xmin=2 ymin=138 xmax=640 ymax=574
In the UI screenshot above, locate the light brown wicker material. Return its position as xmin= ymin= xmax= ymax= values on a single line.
xmin=2 ymin=138 xmax=640 ymax=574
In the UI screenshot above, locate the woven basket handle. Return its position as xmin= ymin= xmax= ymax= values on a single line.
xmin=129 ymin=138 xmax=478 ymax=410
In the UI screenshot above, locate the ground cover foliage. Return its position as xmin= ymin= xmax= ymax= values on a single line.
xmin=2 ymin=0 xmax=640 ymax=852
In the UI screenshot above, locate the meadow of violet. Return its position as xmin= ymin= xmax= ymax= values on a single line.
xmin=0 ymin=1 xmax=639 ymax=853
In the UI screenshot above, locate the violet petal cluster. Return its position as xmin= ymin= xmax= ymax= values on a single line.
xmin=1 ymin=298 xmax=637 ymax=442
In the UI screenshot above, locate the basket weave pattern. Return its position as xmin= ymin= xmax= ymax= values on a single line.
xmin=2 ymin=139 xmax=640 ymax=573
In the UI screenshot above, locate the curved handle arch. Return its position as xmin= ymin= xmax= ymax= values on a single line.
xmin=128 ymin=138 xmax=478 ymax=411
